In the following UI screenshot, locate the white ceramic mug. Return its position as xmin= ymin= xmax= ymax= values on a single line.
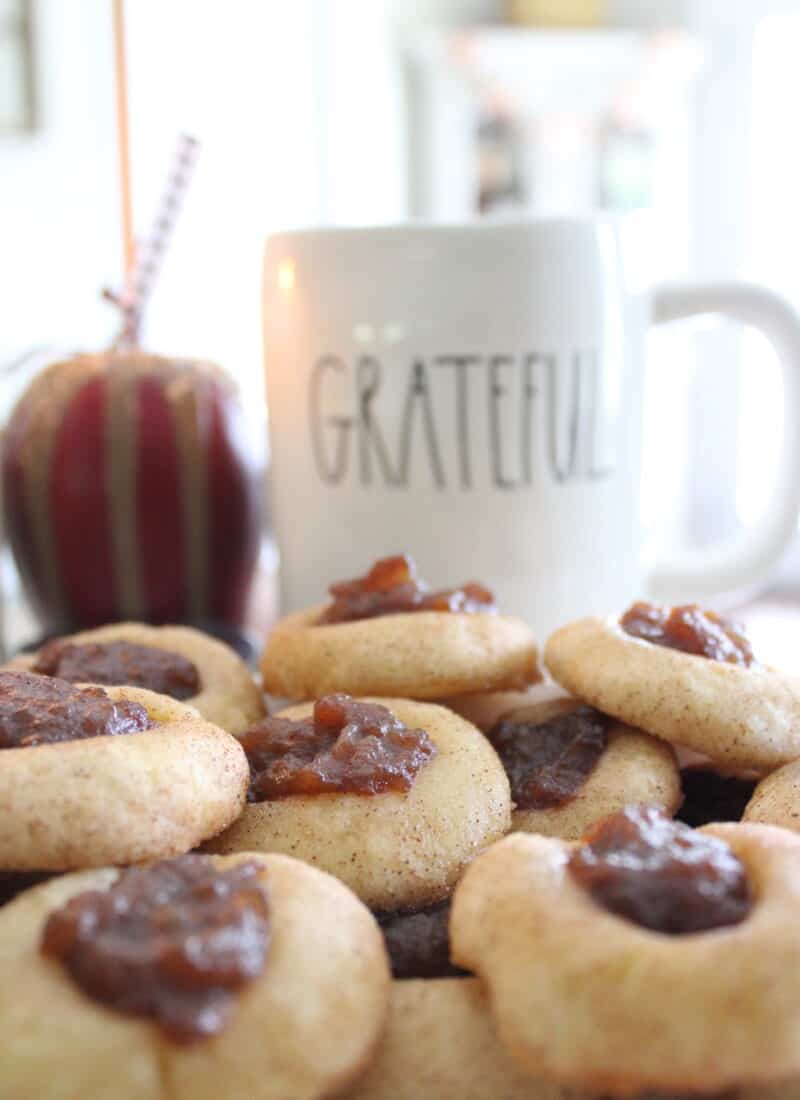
xmin=262 ymin=219 xmax=800 ymax=637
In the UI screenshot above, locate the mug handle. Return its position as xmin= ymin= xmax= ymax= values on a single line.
xmin=648 ymin=280 xmax=800 ymax=601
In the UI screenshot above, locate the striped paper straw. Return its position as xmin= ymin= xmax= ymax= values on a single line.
xmin=105 ymin=132 xmax=200 ymax=347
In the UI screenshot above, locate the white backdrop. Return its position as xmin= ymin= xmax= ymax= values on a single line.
xmin=3 ymin=0 xmax=800 ymax=583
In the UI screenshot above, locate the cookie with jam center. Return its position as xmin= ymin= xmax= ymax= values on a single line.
xmin=0 ymin=853 xmax=390 ymax=1100
xmin=261 ymin=555 xmax=540 ymax=701
xmin=0 ymin=671 xmax=248 ymax=870
xmin=487 ymin=696 xmax=680 ymax=840
xmin=451 ymin=817 xmax=800 ymax=1096
xmin=545 ymin=605 xmax=800 ymax=774
xmin=206 ymin=697 xmax=511 ymax=910
xmin=7 ymin=621 xmax=265 ymax=734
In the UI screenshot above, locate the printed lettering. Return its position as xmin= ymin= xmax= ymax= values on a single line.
xmin=547 ymin=355 xmax=581 ymax=483
xmin=398 ymin=360 xmax=445 ymax=489
xmin=307 ymin=349 xmax=617 ymax=490
xmin=434 ymin=355 xmax=481 ymax=489
xmin=356 ymin=357 xmax=398 ymax=485
xmin=489 ymin=356 xmax=517 ymax=489
xmin=309 ymin=356 xmax=353 ymax=484
xmin=521 ymin=352 xmax=543 ymax=486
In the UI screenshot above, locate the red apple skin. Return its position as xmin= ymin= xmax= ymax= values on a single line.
xmin=1 ymin=350 xmax=262 ymax=631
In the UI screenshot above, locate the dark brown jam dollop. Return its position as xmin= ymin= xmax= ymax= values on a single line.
xmin=489 ymin=704 xmax=608 ymax=810
xmin=40 ymin=854 xmax=270 ymax=1044
xmin=240 ymin=694 xmax=437 ymax=801
xmin=33 ymin=640 xmax=200 ymax=701
xmin=677 ymin=768 xmax=757 ymax=829
xmin=376 ymin=899 xmax=466 ymax=979
xmin=568 ymin=806 xmax=750 ymax=934
xmin=0 ymin=670 xmax=153 ymax=749
xmin=620 ymin=602 xmax=755 ymax=667
xmin=318 ymin=554 xmax=496 ymax=624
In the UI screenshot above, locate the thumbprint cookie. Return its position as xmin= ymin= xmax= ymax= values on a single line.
xmin=545 ymin=602 xmax=800 ymax=774
xmin=0 ymin=852 xmax=389 ymax=1100
xmin=261 ymin=555 xmax=539 ymax=701
xmin=8 ymin=621 xmax=265 ymax=734
xmin=451 ymin=811 xmax=800 ymax=1096
xmin=207 ymin=695 xmax=511 ymax=910
xmin=0 ymin=670 xmax=248 ymax=870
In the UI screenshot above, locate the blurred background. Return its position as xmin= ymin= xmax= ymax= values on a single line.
xmin=1 ymin=0 xmax=799 ymax=651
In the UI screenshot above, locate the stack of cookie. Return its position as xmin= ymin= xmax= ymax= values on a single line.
xmin=243 ymin=562 xmax=800 ymax=1099
xmin=204 ymin=561 xmax=656 ymax=1095
xmin=221 ymin=555 xmax=684 ymax=882
xmin=5 ymin=562 xmax=800 ymax=1098
xmin=545 ymin=599 xmax=800 ymax=831
xmin=211 ymin=553 xmax=544 ymax=912
xmin=0 ymin=622 xmax=394 ymax=1100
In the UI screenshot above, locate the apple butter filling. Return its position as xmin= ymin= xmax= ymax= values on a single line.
xmin=239 ymin=693 xmax=437 ymax=801
xmin=0 ymin=670 xmax=153 ymax=749
xmin=33 ymin=639 xmax=200 ymax=701
xmin=620 ymin=602 xmax=755 ymax=667
xmin=40 ymin=854 xmax=270 ymax=1043
xmin=488 ymin=705 xmax=608 ymax=810
xmin=569 ymin=806 xmax=751 ymax=934
xmin=318 ymin=553 xmax=495 ymax=624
